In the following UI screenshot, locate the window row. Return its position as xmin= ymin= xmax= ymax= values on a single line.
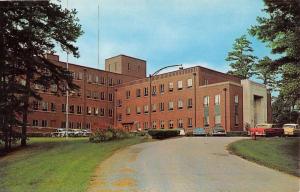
xmin=124 ymin=99 xmax=193 ymax=115
xmin=133 ymin=118 xmax=194 ymax=129
xmin=71 ymin=71 xmax=122 ymax=86
xmin=86 ymin=91 xmax=113 ymax=101
xmin=125 ymin=78 xmax=193 ymax=99
xmin=32 ymin=101 xmax=113 ymax=117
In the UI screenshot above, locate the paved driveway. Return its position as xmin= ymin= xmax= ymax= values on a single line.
xmin=88 ymin=137 xmax=299 ymax=192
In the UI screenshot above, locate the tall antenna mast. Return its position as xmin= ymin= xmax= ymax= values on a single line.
xmin=66 ymin=0 xmax=69 ymax=140
xmin=97 ymin=1 xmax=100 ymax=69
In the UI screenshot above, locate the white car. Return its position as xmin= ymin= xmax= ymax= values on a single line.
xmin=178 ymin=128 xmax=185 ymax=136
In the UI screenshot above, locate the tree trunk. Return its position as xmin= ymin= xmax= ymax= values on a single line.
xmin=21 ymin=73 xmax=30 ymax=147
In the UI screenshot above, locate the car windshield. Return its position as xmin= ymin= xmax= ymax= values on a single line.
xmin=283 ymin=125 xmax=295 ymax=129
xmin=255 ymin=124 xmax=271 ymax=128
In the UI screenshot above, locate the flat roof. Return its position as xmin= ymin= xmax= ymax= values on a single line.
xmin=105 ymin=54 xmax=146 ymax=62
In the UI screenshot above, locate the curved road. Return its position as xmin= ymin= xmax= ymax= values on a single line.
xmin=88 ymin=137 xmax=299 ymax=192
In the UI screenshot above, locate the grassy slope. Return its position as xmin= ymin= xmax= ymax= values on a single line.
xmin=228 ymin=137 xmax=300 ymax=177
xmin=0 ymin=137 xmax=147 ymax=192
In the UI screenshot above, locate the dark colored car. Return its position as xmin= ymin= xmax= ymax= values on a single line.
xmin=212 ymin=126 xmax=226 ymax=136
xmin=193 ymin=128 xmax=207 ymax=136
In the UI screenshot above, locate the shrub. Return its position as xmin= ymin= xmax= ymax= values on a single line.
xmin=89 ymin=128 xmax=130 ymax=143
xmin=148 ymin=129 xmax=179 ymax=139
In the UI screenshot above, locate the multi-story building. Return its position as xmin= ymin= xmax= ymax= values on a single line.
xmin=28 ymin=54 xmax=272 ymax=134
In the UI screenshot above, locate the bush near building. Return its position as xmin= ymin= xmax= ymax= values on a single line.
xmin=89 ymin=128 xmax=129 ymax=143
xmin=148 ymin=129 xmax=179 ymax=139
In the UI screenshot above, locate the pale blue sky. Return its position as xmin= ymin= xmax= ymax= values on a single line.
xmin=58 ymin=0 xmax=271 ymax=76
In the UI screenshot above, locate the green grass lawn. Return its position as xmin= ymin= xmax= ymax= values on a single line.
xmin=228 ymin=137 xmax=300 ymax=177
xmin=0 ymin=136 xmax=148 ymax=192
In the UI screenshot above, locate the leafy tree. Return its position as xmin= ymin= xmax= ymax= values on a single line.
xmin=249 ymin=0 xmax=300 ymax=105
xmin=272 ymin=95 xmax=299 ymax=125
xmin=254 ymin=56 xmax=276 ymax=90
xmin=226 ymin=35 xmax=257 ymax=79
xmin=0 ymin=1 xmax=83 ymax=149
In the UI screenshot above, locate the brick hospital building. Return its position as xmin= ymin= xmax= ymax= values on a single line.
xmin=28 ymin=54 xmax=272 ymax=133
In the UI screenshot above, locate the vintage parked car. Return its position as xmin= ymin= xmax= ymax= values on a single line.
xmin=178 ymin=128 xmax=186 ymax=136
xmin=212 ymin=126 xmax=226 ymax=136
xmin=249 ymin=124 xmax=284 ymax=137
xmin=193 ymin=128 xmax=207 ymax=136
xmin=283 ymin=124 xmax=300 ymax=136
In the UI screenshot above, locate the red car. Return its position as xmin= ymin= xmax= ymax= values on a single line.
xmin=249 ymin=124 xmax=284 ymax=137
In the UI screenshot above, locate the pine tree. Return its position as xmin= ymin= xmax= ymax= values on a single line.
xmin=0 ymin=1 xmax=83 ymax=148
xmin=254 ymin=56 xmax=276 ymax=90
xmin=226 ymin=35 xmax=257 ymax=79
xmin=249 ymin=0 xmax=300 ymax=105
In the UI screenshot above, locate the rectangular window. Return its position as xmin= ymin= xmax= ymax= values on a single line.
xmin=93 ymin=92 xmax=99 ymax=99
xmin=168 ymin=101 xmax=174 ymax=111
xmin=159 ymin=102 xmax=164 ymax=111
xmin=152 ymin=104 xmax=157 ymax=112
xmin=87 ymin=74 xmax=92 ymax=83
xmin=204 ymin=96 xmax=209 ymax=107
xmin=62 ymin=104 xmax=66 ymax=112
xmin=41 ymin=120 xmax=48 ymax=127
xmin=117 ymin=113 xmax=122 ymax=121
xmin=108 ymin=109 xmax=113 ymax=117
xmin=188 ymin=118 xmax=193 ymax=127
xmin=108 ymin=93 xmax=113 ymax=101
xmin=100 ymin=108 xmax=105 ymax=116
xmin=215 ymin=115 xmax=221 ymax=125
xmin=87 ymin=90 xmax=91 ymax=98
xmin=152 ymin=86 xmax=157 ymax=96
xmin=117 ymin=99 xmax=122 ymax=107
xmin=32 ymin=120 xmax=39 ymax=126
xmin=178 ymin=119 xmax=183 ymax=128
xmin=169 ymin=120 xmax=174 ymax=129
xmin=87 ymin=106 xmax=92 ymax=115
xmin=234 ymin=95 xmax=239 ymax=125
xmin=33 ymin=100 xmax=39 ymax=110
xmin=42 ymin=101 xmax=48 ymax=111
xmin=160 ymin=84 xmax=164 ymax=93
xmin=126 ymin=90 xmax=130 ymax=99
xmin=136 ymin=89 xmax=141 ymax=97
xmin=187 ymin=78 xmax=193 ymax=87
xmin=152 ymin=121 xmax=157 ymax=129
xmin=204 ymin=116 xmax=210 ymax=126
xmin=177 ymin=80 xmax=183 ymax=90
xmin=77 ymin=106 xmax=82 ymax=114
xmin=100 ymin=92 xmax=105 ymax=100
xmin=144 ymin=122 xmax=149 ymax=130
xmin=215 ymin=94 xmax=220 ymax=105
xmin=187 ymin=98 xmax=193 ymax=108
xmin=144 ymin=105 xmax=149 ymax=113
xmin=235 ymin=95 xmax=239 ymax=103
xmin=169 ymin=82 xmax=173 ymax=92
xmin=136 ymin=106 xmax=141 ymax=114
xmin=69 ymin=105 xmax=75 ymax=113
xmin=126 ymin=107 xmax=131 ymax=115
xmin=94 ymin=75 xmax=99 ymax=83
xmin=94 ymin=107 xmax=99 ymax=115
xmin=204 ymin=79 xmax=208 ymax=85
xmin=144 ymin=87 xmax=149 ymax=96
xmin=160 ymin=120 xmax=165 ymax=129
xmin=50 ymin=103 xmax=56 ymax=112
xmin=178 ymin=99 xmax=183 ymax=109
xmin=77 ymin=72 xmax=83 ymax=80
